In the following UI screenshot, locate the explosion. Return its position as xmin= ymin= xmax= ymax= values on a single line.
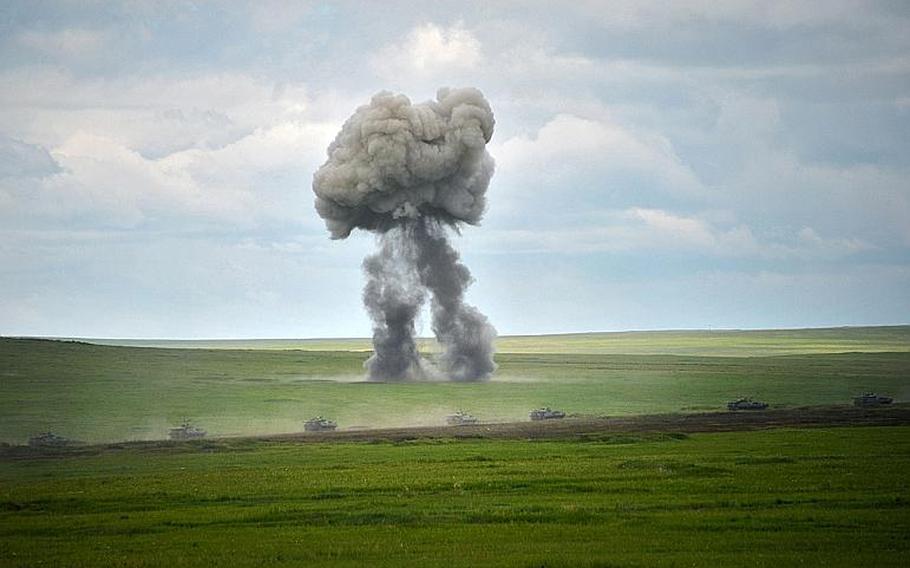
xmin=313 ymin=87 xmax=496 ymax=381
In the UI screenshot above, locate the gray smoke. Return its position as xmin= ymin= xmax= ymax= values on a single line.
xmin=361 ymin=225 xmax=427 ymax=381
xmin=413 ymin=219 xmax=496 ymax=381
xmin=313 ymin=87 xmax=497 ymax=381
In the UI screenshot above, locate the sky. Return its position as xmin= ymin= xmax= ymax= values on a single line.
xmin=1 ymin=0 xmax=909 ymax=339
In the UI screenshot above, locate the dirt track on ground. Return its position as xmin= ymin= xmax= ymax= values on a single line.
xmin=257 ymin=403 xmax=910 ymax=444
xmin=5 ymin=404 xmax=909 ymax=459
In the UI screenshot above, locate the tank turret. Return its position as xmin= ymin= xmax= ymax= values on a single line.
xmin=529 ymin=407 xmax=566 ymax=421
xmin=28 ymin=432 xmax=72 ymax=448
xmin=853 ymin=392 xmax=893 ymax=407
xmin=727 ymin=398 xmax=769 ymax=411
xmin=446 ymin=411 xmax=479 ymax=426
xmin=168 ymin=421 xmax=207 ymax=440
xmin=304 ymin=416 xmax=337 ymax=432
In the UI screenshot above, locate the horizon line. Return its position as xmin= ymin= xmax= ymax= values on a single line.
xmin=5 ymin=323 xmax=909 ymax=343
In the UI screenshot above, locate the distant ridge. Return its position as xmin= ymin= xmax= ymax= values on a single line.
xmin=7 ymin=325 xmax=909 ymax=357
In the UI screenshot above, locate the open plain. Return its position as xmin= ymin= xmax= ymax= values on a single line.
xmin=1 ymin=327 xmax=909 ymax=566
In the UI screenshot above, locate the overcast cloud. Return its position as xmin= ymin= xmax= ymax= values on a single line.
xmin=1 ymin=0 xmax=908 ymax=338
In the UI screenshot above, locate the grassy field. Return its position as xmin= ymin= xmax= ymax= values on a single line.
xmin=1 ymin=336 xmax=909 ymax=443
xmin=71 ymin=325 xmax=910 ymax=356
xmin=1 ymin=427 xmax=908 ymax=567
xmin=2 ymin=326 xmax=909 ymax=566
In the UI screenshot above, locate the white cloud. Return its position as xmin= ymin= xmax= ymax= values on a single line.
xmin=40 ymin=132 xmax=245 ymax=228
xmin=372 ymin=22 xmax=482 ymax=79
xmin=0 ymin=118 xmax=337 ymax=231
xmin=715 ymin=129 xmax=910 ymax=246
xmin=0 ymin=70 xmax=322 ymax=153
xmin=497 ymin=113 xmax=682 ymax=169
xmin=630 ymin=208 xmax=718 ymax=249
xmin=492 ymin=113 xmax=704 ymax=202
xmin=0 ymin=70 xmax=350 ymax=232
xmin=469 ymin=207 xmax=871 ymax=259
xmin=629 ymin=209 xmax=872 ymax=258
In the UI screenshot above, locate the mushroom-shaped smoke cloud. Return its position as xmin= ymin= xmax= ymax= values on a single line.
xmin=313 ymin=87 xmax=497 ymax=381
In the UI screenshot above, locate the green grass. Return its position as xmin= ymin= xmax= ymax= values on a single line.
xmin=1 ymin=427 xmax=908 ymax=567
xmin=3 ymin=327 xmax=909 ymax=565
xmin=2 ymin=336 xmax=909 ymax=443
xmin=494 ymin=325 xmax=910 ymax=356
xmin=61 ymin=325 xmax=910 ymax=356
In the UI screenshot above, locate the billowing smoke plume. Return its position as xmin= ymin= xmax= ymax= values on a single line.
xmin=313 ymin=87 xmax=496 ymax=381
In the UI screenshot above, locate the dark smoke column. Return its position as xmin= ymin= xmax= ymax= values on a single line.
xmin=312 ymin=88 xmax=497 ymax=381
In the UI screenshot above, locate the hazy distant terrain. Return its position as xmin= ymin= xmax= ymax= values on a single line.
xmin=72 ymin=325 xmax=910 ymax=356
xmin=1 ymin=326 xmax=908 ymax=444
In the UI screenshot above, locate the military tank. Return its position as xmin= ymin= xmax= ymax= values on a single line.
xmin=727 ymin=398 xmax=769 ymax=411
xmin=304 ymin=416 xmax=337 ymax=432
xmin=853 ymin=392 xmax=893 ymax=407
xmin=529 ymin=407 xmax=566 ymax=421
xmin=168 ymin=421 xmax=207 ymax=440
xmin=28 ymin=432 xmax=71 ymax=448
xmin=446 ymin=411 xmax=479 ymax=426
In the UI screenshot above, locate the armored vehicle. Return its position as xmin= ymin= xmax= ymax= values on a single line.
xmin=529 ymin=407 xmax=566 ymax=421
xmin=853 ymin=392 xmax=893 ymax=407
xmin=727 ymin=398 xmax=769 ymax=411
xmin=28 ymin=432 xmax=71 ymax=448
xmin=304 ymin=416 xmax=337 ymax=432
xmin=446 ymin=411 xmax=479 ymax=426
xmin=168 ymin=421 xmax=207 ymax=440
